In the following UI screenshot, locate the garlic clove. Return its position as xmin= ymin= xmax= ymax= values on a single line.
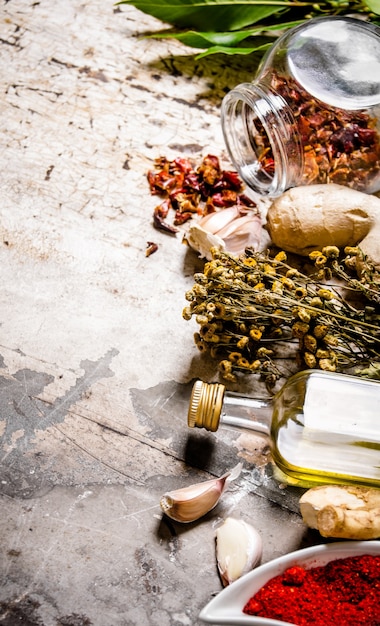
xmin=218 ymin=214 xmax=262 ymax=256
xmin=160 ymin=464 xmax=242 ymax=524
xmin=198 ymin=206 xmax=241 ymax=234
xmin=216 ymin=517 xmax=262 ymax=586
xmin=216 ymin=213 xmax=257 ymax=239
xmin=186 ymin=207 xmax=263 ymax=259
xmin=185 ymin=223 xmax=225 ymax=261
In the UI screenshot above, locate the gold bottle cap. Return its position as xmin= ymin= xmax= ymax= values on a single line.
xmin=187 ymin=380 xmax=226 ymax=432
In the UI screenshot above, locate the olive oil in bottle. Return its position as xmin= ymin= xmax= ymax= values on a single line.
xmin=188 ymin=370 xmax=380 ymax=487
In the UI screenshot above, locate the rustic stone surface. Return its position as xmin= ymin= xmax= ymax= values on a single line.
xmin=0 ymin=2 xmax=311 ymax=625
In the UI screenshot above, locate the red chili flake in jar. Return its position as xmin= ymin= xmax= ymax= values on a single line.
xmin=221 ymin=17 xmax=380 ymax=197
xmin=243 ymin=554 xmax=380 ymax=626
xmin=258 ymin=74 xmax=380 ymax=192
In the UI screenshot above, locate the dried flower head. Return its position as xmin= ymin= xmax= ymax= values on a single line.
xmin=184 ymin=246 xmax=380 ymax=382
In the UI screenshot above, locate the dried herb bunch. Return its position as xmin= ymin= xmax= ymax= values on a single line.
xmin=183 ymin=245 xmax=380 ymax=384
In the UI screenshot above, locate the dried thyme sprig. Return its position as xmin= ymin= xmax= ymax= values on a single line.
xmin=183 ymin=246 xmax=380 ymax=383
xmin=325 ymin=246 xmax=380 ymax=305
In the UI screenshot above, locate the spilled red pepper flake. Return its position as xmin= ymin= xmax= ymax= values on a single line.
xmin=173 ymin=211 xmax=193 ymax=226
xmin=243 ymin=554 xmax=380 ymax=626
xmin=145 ymin=241 xmax=158 ymax=257
xmin=147 ymin=154 xmax=256 ymax=235
xmin=153 ymin=200 xmax=179 ymax=234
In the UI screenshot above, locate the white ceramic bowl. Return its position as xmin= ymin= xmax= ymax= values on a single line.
xmin=199 ymin=540 xmax=380 ymax=626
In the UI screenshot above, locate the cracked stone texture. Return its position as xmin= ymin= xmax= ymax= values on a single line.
xmin=0 ymin=2 xmax=316 ymax=625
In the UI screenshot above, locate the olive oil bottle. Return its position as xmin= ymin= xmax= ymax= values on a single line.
xmin=188 ymin=370 xmax=380 ymax=487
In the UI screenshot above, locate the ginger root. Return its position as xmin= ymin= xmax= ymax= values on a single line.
xmin=300 ymin=484 xmax=380 ymax=540
xmin=266 ymin=184 xmax=380 ymax=273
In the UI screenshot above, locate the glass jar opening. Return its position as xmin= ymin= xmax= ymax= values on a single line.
xmin=221 ymin=84 xmax=302 ymax=197
xmin=286 ymin=17 xmax=380 ymax=110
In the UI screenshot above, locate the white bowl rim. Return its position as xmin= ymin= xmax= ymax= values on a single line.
xmin=199 ymin=540 xmax=380 ymax=626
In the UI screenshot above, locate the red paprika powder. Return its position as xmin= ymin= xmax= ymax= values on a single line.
xmin=243 ymin=554 xmax=380 ymax=625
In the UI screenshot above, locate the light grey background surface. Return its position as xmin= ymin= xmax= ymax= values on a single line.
xmin=0 ymin=3 xmax=314 ymax=625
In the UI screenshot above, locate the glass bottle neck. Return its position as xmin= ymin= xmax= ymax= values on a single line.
xmin=221 ymin=82 xmax=303 ymax=197
xmin=187 ymin=380 xmax=273 ymax=435
xmin=220 ymin=390 xmax=272 ymax=435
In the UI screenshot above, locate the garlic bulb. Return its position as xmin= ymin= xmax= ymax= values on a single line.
xmin=186 ymin=207 xmax=263 ymax=260
xmin=216 ymin=517 xmax=262 ymax=586
xmin=160 ymin=464 xmax=242 ymax=523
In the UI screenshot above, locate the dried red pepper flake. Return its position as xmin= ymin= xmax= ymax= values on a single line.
xmin=197 ymin=154 xmax=221 ymax=186
xmin=154 ymin=199 xmax=170 ymax=219
xmin=237 ymin=193 xmax=257 ymax=208
xmin=147 ymin=169 xmax=179 ymax=195
xmin=145 ymin=241 xmax=158 ymax=257
xmin=153 ymin=201 xmax=179 ymax=234
xmin=169 ymin=190 xmax=200 ymax=213
xmin=147 ymin=156 xmax=192 ymax=195
xmin=173 ymin=157 xmax=193 ymax=174
xmin=253 ymin=71 xmax=380 ymax=192
xmin=183 ymin=172 xmax=201 ymax=192
xmin=211 ymin=190 xmax=238 ymax=208
xmin=174 ymin=211 xmax=193 ymax=225
xmin=147 ymin=154 xmax=248 ymax=234
xmin=221 ymin=170 xmax=243 ymax=190
xmin=243 ymin=554 xmax=380 ymax=626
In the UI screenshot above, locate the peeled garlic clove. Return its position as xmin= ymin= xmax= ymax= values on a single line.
xmin=216 ymin=517 xmax=262 ymax=586
xmin=160 ymin=464 xmax=242 ymax=523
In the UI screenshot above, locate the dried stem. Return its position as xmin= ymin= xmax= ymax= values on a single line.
xmin=183 ymin=246 xmax=380 ymax=383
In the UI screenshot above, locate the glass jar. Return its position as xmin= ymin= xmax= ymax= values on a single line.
xmin=221 ymin=16 xmax=380 ymax=197
xmin=188 ymin=369 xmax=380 ymax=487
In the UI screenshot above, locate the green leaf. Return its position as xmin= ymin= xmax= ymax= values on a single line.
xmin=152 ymin=19 xmax=304 ymax=48
xmin=154 ymin=29 xmax=244 ymax=48
xmin=152 ymin=28 xmax=265 ymax=48
xmin=364 ymin=0 xmax=380 ymax=13
xmin=195 ymin=42 xmax=273 ymax=57
xmin=118 ymin=0 xmax=292 ymax=31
